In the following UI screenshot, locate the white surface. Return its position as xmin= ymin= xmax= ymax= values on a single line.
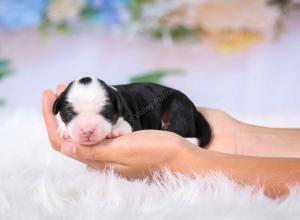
xmin=0 ymin=110 xmax=300 ymax=220
xmin=0 ymin=8 xmax=299 ymax=127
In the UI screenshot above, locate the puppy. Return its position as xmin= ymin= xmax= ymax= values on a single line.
xmin=53 ymin=76 xmax=211 ymax=147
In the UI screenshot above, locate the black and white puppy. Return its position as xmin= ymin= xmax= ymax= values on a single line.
xmin=53 ymin=76 xmax=211 ymax=147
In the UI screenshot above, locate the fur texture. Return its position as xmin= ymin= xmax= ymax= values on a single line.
xmin=0 ymin=110 xmax=300 ymax=220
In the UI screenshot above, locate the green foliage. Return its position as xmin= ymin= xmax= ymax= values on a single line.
xmin=129 ymin=0 xmax=155 ymax=20
xmin=0 ymin=59 xmax=12 ymax=80
xmin=0 ymin=99 xmax=5 ymax=107
xmin=39 ymin=20 xmax=50 ymax=33
xmin=57 ymin=22 xmax=71 ymax=33
xmin=129 ymin=69 xmax=184 ymax=84
xmin=151 ymin=26 xmax=203 ymax=42
xmin=81 ymin=5 xmax=99 ymax=20
xmin=171 ymin=26 xmax=202 ymax=41
xmin=129 ymin=0 xmax=142 ymax=20
xmin=0 ymin=59 xmax=13 ymax=107
xmin=39 ymin=19 xmax=71 ymax=35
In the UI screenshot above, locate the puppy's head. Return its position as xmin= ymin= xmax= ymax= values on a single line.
xmin=53 ymin=76 xmax=121 ymax=145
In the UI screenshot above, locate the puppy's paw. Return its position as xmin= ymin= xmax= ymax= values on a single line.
xmin=107 ymin=117 xmax=132 ymax=139
xmin=107 ymin=128 xmax=121 ymax=139
xmin=56 ymin=114 xmax=70 ymax=140
xmin=57 ymin=127 xmax=70 ymax=140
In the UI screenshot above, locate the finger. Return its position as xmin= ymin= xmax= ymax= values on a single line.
xmin=42 ymin=90 xmax=57 ymax=133
xmin=55 ymin=84 xmax=66 ymax=96
xmin=60 ymin=141 xmax=105 ymax=166
xmin=61 ymin=139 xmax=130 ymax=163
xmin=61 ymin=142 xmax=130 ymax=171
xmin=42 ymin=90 xmax=64 ymax=150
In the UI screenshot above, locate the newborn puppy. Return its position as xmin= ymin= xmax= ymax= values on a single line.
xmin=53 ymin=76 xmax=211 ymax=147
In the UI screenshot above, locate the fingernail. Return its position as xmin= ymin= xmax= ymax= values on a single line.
xmin=61 ymin=143 xmax=76 ymax=156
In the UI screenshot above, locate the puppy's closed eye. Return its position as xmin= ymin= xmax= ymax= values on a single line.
xmin=61 ymin=104 xmax=78 ymax=124
xmin=100 ymin=105 xmax=117 ymax=123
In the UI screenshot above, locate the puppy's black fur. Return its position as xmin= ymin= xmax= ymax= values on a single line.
xmin=102 ymin=81 xmax=211 ymax=147
xmin=53 ymin=81 xmax=77 ymax=124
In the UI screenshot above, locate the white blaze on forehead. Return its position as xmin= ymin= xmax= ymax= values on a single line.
xmin=67 ymin=77 xmax=108 ymax=113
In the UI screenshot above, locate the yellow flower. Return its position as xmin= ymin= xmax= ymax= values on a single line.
xmin=215 ymin=31 xmax=263 ymax=53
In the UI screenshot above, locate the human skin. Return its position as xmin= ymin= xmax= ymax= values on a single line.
xmin=199 ymin=108 xmax=300 ymax=157
xmin=42 ymin=86 xmax=300 ymax=198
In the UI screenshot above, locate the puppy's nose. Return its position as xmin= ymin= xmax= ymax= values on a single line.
xmin=81 ymin=128 xmax=95 ymax=137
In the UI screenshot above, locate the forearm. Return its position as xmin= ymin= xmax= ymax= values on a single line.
xmin=199 ymin=107 xmax=300 ymax=157
xmin=177 ymin=143 xmax=300 ymax=198
xmin=237 ymin=123 xmax=300 ymax=157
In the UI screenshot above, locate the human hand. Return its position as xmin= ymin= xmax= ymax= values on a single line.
xmin=42 ymin=84 xmax=66 ymax=151
xmin=60 ymin=130 xmax=197 ymax=178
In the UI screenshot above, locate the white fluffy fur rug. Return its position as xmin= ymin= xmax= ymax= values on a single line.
xmin=1 ymin=109 xmax=300 ymax=220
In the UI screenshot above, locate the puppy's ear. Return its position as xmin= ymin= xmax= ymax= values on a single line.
xmin=52 ymin=95 xmax=62 ymax=115
xmin=114 ymin=92 xmax=124 ymax=114
xmin=99 ymin=80 xmax=123 ymax=114
xmin=52 ymin=81 xmax=74 ymax=115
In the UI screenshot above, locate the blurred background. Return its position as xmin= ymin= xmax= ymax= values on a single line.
xmin=0 ymin=0 xmax=299 ymax=127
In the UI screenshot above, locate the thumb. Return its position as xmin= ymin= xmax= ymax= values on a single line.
xmin=61 ymin=142 xmax=77 ymax=157
xmin=61 ymin=142 xmax=99 ymax=161
xmin=60 ymin=142 xmax=93 ymax=165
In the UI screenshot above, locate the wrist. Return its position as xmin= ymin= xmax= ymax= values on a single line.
xmin=172 ymin=140 xmax=213 ymax=175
